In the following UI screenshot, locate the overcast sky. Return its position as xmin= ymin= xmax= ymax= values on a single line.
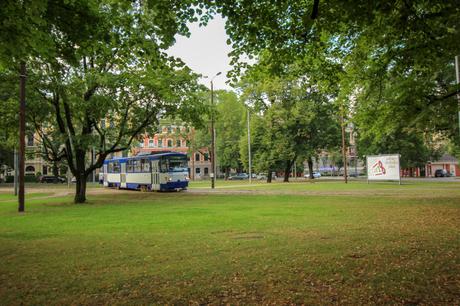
xmin=167 ymin=15 xmax=232 ymax=90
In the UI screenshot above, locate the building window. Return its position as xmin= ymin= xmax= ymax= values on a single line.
xmin=27 ymin=134 xmax=34 ymax=147
xmin=43 ymin=166 xmax=48 ymax=175
xmin=158 ymin=139 xmax=163 ymax=147
xmin=167 ymin=126 xmax=172 ymax=133
xmin=148 ymin=139 xmax=154 ymax=148
xmin=101 ymin=119 xmax=106 ymax=129
xmin=25 ymin=165 xmax=35 ymax=173
xmin=195 ymin=153 xmax=200 ymax=162
xmin=195 ymin=168 xmax=201 ymax=174
xmin=186 ymin=140 xmax=190 ymax=148
xmin=204 ymin=167 xmax=209 ymax=175
xmin=204 ymin=153 xmax=209 ymax=161
xmin=176 ymin=140 xmax=181 ymax=147
xmin=167 ymin=139 xmax=173 ymax=147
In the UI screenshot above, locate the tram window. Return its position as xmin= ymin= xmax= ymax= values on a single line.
xmin=141 ymin=159 xmax=150 ymax=172
xmin=159 ymin=156 xmax=188 ymax=172
xmin=133 ymin=160 xmax=141 ymax=172
xmin=112 ymin=162 xmax=120 ymax=173
xmin=127 ymin=160 xmax=133 ymax=172
xmin=108 ymin=163 xmax=113 ymax=173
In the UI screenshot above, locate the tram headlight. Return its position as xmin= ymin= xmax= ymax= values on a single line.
xmin=168 ymin=177 xmax=172 ymax=182
xmin=185 ymin=176 xmax=190 ymax=181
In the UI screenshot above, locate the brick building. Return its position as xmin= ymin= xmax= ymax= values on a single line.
xmin=132 ymin=124 xmax=213 ymax=180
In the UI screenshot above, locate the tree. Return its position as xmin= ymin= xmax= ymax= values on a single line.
xmin=0 ymin=1 xmax=207 ymax=203
xmin=215 ymin=90 xmax=246 ymax=177
xmin=214 ymin=0 xmax=460 ymax=144
xmin=238 ymin=54 xmax=341 ymax=182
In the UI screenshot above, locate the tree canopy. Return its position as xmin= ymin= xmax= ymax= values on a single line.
xmin=0 ymin=0 xmax=208 ymax=203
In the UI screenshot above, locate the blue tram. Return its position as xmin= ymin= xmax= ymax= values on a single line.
xmin=102 ymin=152 xmax=189 ymax=191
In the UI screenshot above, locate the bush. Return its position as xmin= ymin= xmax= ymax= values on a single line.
xmin=24 ymin=175 xmax=38 ymax=183
xmin=2 ymin=175 xmax=38 ymax=183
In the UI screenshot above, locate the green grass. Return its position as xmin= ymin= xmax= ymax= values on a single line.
xmin=0 ymin=182 xmax=459 ymax=304
xmin=0 ymin=193 xmax=52 ymax=201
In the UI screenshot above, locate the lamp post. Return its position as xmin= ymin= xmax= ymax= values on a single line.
xmin=455 ymin=56 xmax=460 ymax=136
xmin=247 ymin=108 xmax=252 ymax=184
xmin=18 ymin=62 xmax=26 ymax=212
xmin=210 ymin=72 xmax=221 ymax=189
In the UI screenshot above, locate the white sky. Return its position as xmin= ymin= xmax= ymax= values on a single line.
xmin=167 ymin=15 xmax=232 ymax=90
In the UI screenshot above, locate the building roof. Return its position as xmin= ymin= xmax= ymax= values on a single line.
xmin=431 ymin=153 xmax=458 ymax=164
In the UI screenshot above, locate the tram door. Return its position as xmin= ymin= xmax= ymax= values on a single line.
xmin=120 ymin=162 xmax=127 ymax=188
xmin=151 ymin=160 xmax=160 ymax=190
xmin=103 ymin=164 xmax=108 ymax=187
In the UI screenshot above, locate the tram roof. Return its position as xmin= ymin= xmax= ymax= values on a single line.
xmin=103 ymin=152 xmax=187 ymax=164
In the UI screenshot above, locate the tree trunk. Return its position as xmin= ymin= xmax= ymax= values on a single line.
xmin=283 ymin=160 xmax=291 ymax=182
xmin=74 ymin=149 xmax=88 ymax=204
xmin=74 ymin=175 xmax=87 ymax=203
xmin=267 ymin=168 xmax=273 ymax=183
xmin=225 ymin=167 xmax=229 ymax=180
xmin=52 ymin=162 xmax=59 ymax=177
xmin=308 ymin=157 xmax=314 ymax=179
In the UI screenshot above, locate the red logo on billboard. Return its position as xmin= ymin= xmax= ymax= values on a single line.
xmin=372 ymin=160 xmax=386 ymax=176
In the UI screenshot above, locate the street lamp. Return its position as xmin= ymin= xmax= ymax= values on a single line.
xmin=247 ymin=107 xmax=252 ymax=184
xmin=209 ymin=72 xmax=221 ymax=189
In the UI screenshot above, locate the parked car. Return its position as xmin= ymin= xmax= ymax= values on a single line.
xmin=434 ymin=169 xmax=450 ymax=177
xmin=39 ymin=175 xmax=66 ymax=183
xmin=228 ymin=173 xmax=249 ymax=180
xmin=256 ymin=173 xmax=267 ymax=180
xmin=304 ymin=172 xmax=321 ymax=179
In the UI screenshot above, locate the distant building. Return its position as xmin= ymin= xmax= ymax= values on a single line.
xmin=426 ymin=154 xmax=459 ymax=177
xmin=132 ymin=123 xmax=214 ymax=180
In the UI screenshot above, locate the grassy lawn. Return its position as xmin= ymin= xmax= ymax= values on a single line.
xmin=0 ymin=182 xmax=459 ymax=304
xmin=0 ymin=193 xmax=52 ymax=201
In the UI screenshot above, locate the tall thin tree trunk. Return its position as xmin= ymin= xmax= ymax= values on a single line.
xmin=52 ymin=163 xmax=59 ymax=177
xmin=284 ymin=160 xmax=291 ymax=182
xmin=267 ymin=168 xmax=273 ymax=183
xmin=308 ymin=157 xmax=314 ymax=179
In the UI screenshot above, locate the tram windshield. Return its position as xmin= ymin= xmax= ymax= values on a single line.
xmin=159 ymin=156 xmax=188 ymax=173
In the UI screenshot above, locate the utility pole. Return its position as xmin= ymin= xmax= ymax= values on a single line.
xmin=341 ymin=112 xmax=348 ymax=184
xmin=211 ymin=79 xmax=215 ymax=189
xmin=91 ymin=148 xmax=95 ymax=183
xmin=18 ymin=62 xmax=26 ymax=212
xmin=209 ymin=72 xmax=221 ymax=189
xmin=14 ymin=148 xmax=18 ymax=196
xmin=247 ymin=108 xmax=252 ymax=184
xmin=455 ymin=56 xmax=460 ymax=136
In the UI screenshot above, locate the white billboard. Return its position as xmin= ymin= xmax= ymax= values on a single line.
xmin=366 ymin=154 xmax=401 ymax=182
